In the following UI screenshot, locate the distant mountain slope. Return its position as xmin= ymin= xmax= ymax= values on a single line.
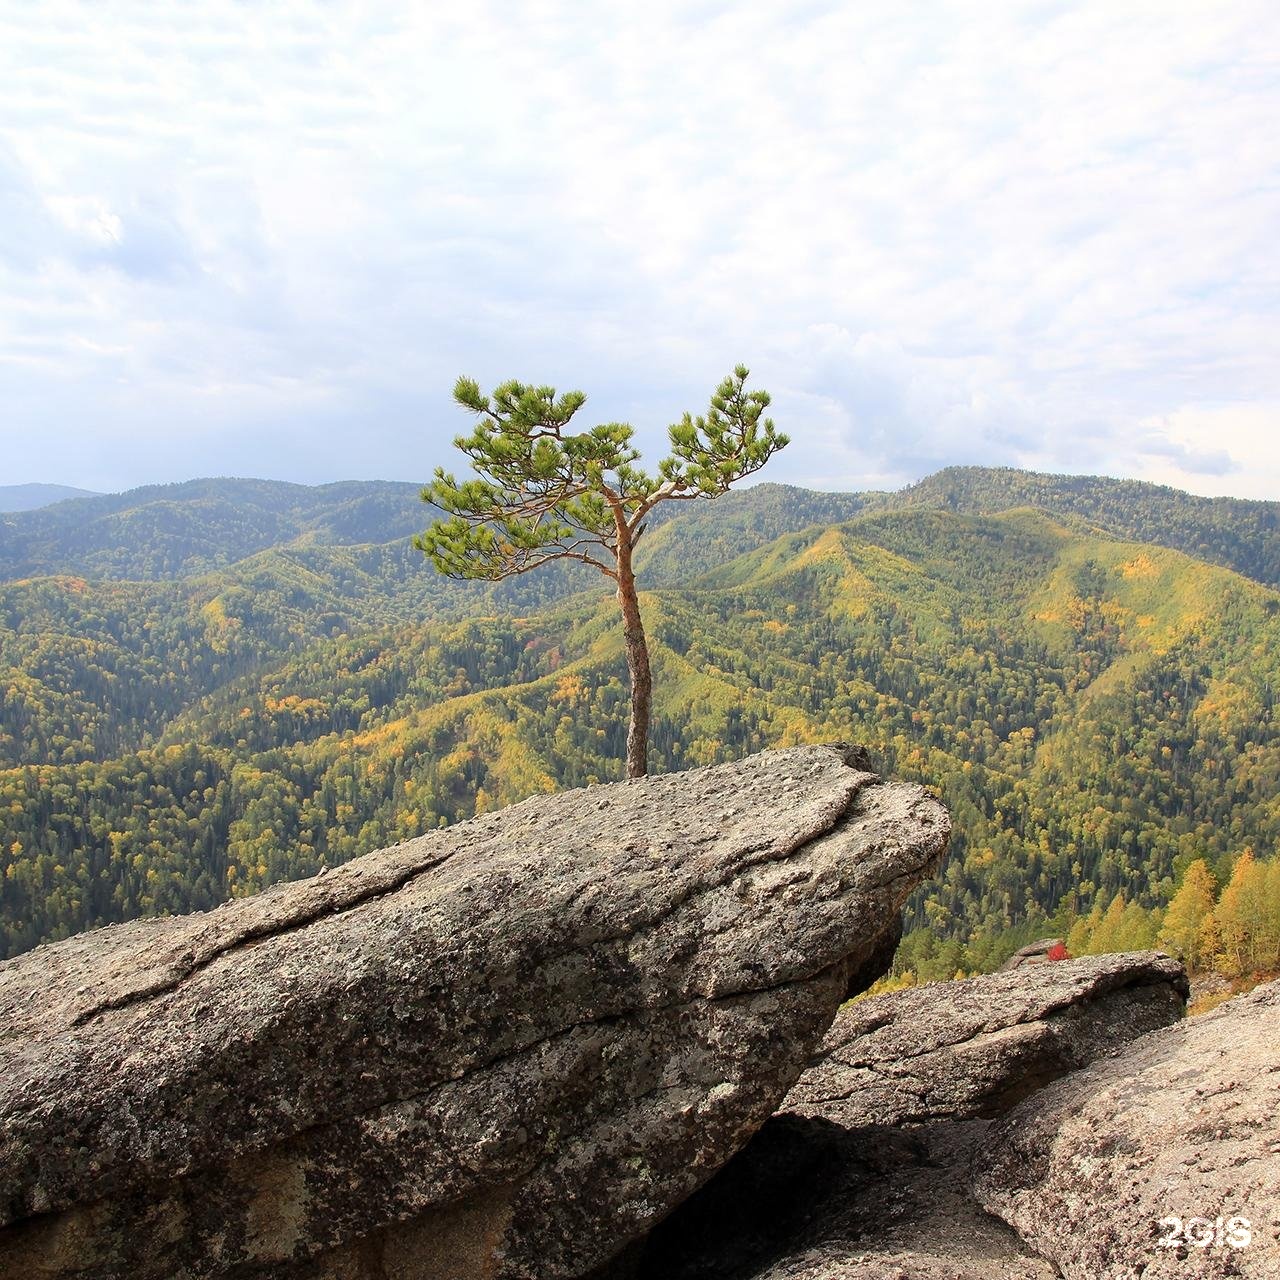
xmin=887 ymin=466 xmax=1280 ymax=589
xmin=3 ymin=507 xmax=1277 ymax=960
xmin=0 ymin=483 xmax=100 ymax=513
xmin=3 ymin=467 xmax=1276 ymax=590
xmin=0 ymin=478 xmax=429 ymax=580
xmin=0 ymin=540 xmax=590 ymax=768
xmin=640 ymin=469 xmax=1280 ymax=590
xmin=0 ymin=476 xmax=872 ymax=584
xmin=634 ymin=483 xmax=872 ymax=581
xmin=3 ymin=464 xmax=1276 ymax=784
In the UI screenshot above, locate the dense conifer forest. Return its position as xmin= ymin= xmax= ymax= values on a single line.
xmin=2 ymin=469 xmax=1278 ymax=978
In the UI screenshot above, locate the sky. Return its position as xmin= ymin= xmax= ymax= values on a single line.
xmin=2 ymin=1 xmax=1278 ymax=500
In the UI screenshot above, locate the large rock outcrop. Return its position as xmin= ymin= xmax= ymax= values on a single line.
xmin=0 ymin=744 xmax=949 ymax=1280
xmin=974 ymin=977 xmax=1280 ymax=1280
xmin=627 ymin=953 xmax=1191 ymax=1279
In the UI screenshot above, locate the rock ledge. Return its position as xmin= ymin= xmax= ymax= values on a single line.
xmin=0 ymin=744 xmax=949 ymax=1280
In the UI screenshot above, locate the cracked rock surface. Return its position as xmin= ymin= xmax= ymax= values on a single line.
xmin=625 ymin=952 xmax=1190 ymax=1279
xmin=974 ymin=977 xmax=1280 ymax=1280
xmin=0 ymin=744 xmax=949 ymax=1280
xmin=787 ymin=949 xmax=1189 ymax=1129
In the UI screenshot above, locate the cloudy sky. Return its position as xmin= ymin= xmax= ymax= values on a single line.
xmin=2 ymin=1 xmax=1278 ymax=499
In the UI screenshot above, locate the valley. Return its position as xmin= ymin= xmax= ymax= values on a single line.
xmin=2 ymin=469 xmax=1277 ymax=978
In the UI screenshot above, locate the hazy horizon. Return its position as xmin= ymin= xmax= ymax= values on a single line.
xmin=4 ymin=460 xmax=1276 ymax=509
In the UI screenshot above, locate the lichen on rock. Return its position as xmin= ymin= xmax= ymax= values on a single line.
xmin=0 ymin=744 xmax=950 ymax=1280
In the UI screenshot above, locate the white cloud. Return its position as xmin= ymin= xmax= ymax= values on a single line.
xmin=0 ymin=0 xmax=1277 ymax=501
xmin=1118 ymin=405 xmax=1280 ymax=499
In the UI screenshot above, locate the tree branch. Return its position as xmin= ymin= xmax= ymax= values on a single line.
xmin=437 ymin=545 xmax=617 ymax=582
xmin=629 ymin=481 xmax=703 ymax=533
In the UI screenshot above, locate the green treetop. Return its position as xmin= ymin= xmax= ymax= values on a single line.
xmin=415 ymin=366 xmax=788 ymax=778
xmin=1157 ymin=858 xmax=1218 ymax=972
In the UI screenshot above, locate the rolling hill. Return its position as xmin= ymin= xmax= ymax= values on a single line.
xmin=0 ymin=478 xmax=428 ymax=580
xmin=2 ymin=467 xmax=1277 ymax=588
xmin=887 ymin=466 xmax=1280 ymax=589
xmin=2 ymin=493 xmax=1277 ymax=964
xmin=0 ymin=484 xmax=101 ymax=513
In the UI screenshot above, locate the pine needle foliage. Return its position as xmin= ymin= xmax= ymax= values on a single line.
xmin=415 ymin=367 xmax=787 ymax=777
xmin=415 ymin=367 xmax=786 ymax=581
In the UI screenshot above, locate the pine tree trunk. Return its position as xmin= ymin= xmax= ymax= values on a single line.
xmin=615 ymin=543 xmax=651 ymax=780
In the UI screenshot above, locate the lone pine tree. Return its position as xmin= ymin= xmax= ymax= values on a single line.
xmin=415 ymin=366 xmax=788 ymax=779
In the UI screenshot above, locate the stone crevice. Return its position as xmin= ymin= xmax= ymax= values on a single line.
xmin=70 ymin=759 xmax=874 ymax=1034
xmin=70 ymin=849 xmax=461 ymax=1027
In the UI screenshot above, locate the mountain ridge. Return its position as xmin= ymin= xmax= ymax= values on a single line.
xmin=2 ymin=466 xmax=1276 ymax=588
xmin=0 ymin=483 xmax=101 ymax=513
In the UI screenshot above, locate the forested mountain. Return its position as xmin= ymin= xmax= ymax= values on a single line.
xmin=0 ymin=476 xmax=874 ymax=584
xmin=0 ymin=543 xmax=585 ymax=769
xmin=0 ymin=478 xmax=429 ymax=579
xmin=4 ymin=468 xmax=1277 ymax=588
xmin=0 ymin=484 xmax=101 ymax=513
xmin=887 ymin=466 xmax=1280 ymax=589
xmin=3 ymin=492 xmax=1278 ymax=965
xmin=634 ymin=484 xmax=871 ymax=582
xmin=641 ymin=467 xmax=1280 ymax=591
